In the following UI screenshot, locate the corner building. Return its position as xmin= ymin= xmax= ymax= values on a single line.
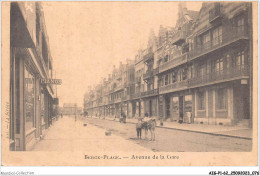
xmin=158 ymin=2 xmax=252 ymax=126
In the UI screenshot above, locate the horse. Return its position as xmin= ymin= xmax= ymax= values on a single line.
xmin=141 ymin=118 xmax=156 ymax=141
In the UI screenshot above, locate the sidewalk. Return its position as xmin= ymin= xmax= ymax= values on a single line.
xmin=88 ymin=116 xmax=252 ymax=139
xmin=32 ymin=116 xmax=150 ymax=151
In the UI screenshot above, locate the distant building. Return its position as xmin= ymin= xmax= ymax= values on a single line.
xmin=61 ymin=103 xmax=82 ymax=115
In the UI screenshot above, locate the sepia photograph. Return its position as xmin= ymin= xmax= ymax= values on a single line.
xmin=1 ymin=1 xmax=258 ymax=168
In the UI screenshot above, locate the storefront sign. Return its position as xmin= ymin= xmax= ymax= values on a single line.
xmin=41 ymin=78 xmax=62 ymax=85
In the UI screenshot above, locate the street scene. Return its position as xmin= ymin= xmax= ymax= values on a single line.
xmin=32 ymin=115 xmax=252 ymax=152
xmin=8 ymin=1 xmax=254 ymax=153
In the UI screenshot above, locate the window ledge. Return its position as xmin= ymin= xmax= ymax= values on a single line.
xmin=197 ymin=110 xmax=206 ymax=112
xmin=216 ymin=109 xmax=228 ymax=112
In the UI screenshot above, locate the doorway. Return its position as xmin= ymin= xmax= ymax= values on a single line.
xmin=149 ymin=100 xmax=152 ymax=116
xmin=179 ymin=96 xmax=184 ymax=122
xmin=165 ymin=96 xmax=170 ymax=120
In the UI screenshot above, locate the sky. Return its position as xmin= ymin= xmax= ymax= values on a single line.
xmin=42 ymin=2 xmax=202 ymax=107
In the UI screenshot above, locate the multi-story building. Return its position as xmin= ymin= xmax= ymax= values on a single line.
xmin=158 ymin=3 xmax=199 ymax=123
xmin=9 ymin=2 xmax=57 ymax=150
xmin=158 ymin=2 xmax=252 ymax=126
xmin=131 ymin=50 xmax=145 ymax=118
xmin=84 ymin=2 xmax=252 ymax=127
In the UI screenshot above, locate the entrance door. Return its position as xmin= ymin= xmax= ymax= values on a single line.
xmin=179 ymin=96 xmax=184 ymax=122
xmin=165 ymin=96 xmax=170 ymax=120
xmin=149 ymin=100 xmax=152 ymax=116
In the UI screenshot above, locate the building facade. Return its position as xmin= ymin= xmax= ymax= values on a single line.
xmin=10 ymin=2 xmax=57 ymax=151
xmin=84 ymin=2 xmax=252 ymax=128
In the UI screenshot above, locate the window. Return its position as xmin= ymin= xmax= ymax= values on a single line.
xmin=215 ymin=58 xmax=224 ymax=73
xmin=237 ymin=17 xmax=245 ymax=34
xmin=212 ymin=26 xmax=222 ymax=46
xmin=216 ymin=88 xmax=227 ymax=110
xmin=197 ymin=91 xmax=205 ymax=110
xmin=182 ymin=68 xmax=187 ymax=80
xmin=226 ymin=54 xmax=231 ymax=69
xmin=165 ymin=75 xmax=169 ymax=85
xmin=188 ymin=65 xmax=194 ymax=79
xmin=198 ymin=63 xmax=206 ymax=77
xmin=201 ymin=32 xmax=210 ymax=49
xmin=234 ymin=51 xmax=247 ymax=68
xmin=24 ymin=66 xmax=35 ymax=132
xmin=164 ymin=55 xmax=169 ymax=63
xmin=172 ymin=72 xmax=177 ymax=83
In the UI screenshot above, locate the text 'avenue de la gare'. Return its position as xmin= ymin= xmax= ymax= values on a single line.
xmin=84 ymin=155 xmax=179 ymax=160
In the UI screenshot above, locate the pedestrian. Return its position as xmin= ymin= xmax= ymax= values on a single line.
xmin=75 ymin=114 xmax=77 ymax=122
xmin=61 ymin=113 xmax=63 ymax=118
xmin=136 ymin=118 xmax=142 ymax=139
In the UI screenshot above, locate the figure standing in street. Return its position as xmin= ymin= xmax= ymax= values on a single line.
xmin=136 ymin=118 xmax=142 ymax=139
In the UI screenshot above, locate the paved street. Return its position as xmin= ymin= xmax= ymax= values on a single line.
xmin=84 ymin=117 xmax=252 ymax=152
xmin=32 ymin=116 xmax=149 ymax=152
xmin=32 ymin=116 xmax=252 ymax=152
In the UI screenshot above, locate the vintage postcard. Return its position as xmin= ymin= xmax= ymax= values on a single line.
xmin=1 ymin=1 xmax=258 ymax=167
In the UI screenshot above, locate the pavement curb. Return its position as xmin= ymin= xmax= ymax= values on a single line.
xmin=88 ymin=117 xmax=252 ymax=140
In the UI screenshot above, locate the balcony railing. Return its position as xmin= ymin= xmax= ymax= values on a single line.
xmin=189 ymin=65 xmax=249 ymax=87
xmin=114 ymin=98 xmax=122 ymax=104
xmin=189 ymin=26 xmax=249 ymax=60
xmin=143 ymin=52 xmax=154 ymax=63
xmin=122 ymin=95 xmax=130 ymax=101
xmin=159 ymin=53 xmax=188 ymax=73
xmin=171 ymin=30 xmax=186 ymax=46
xmin=131 ymin=92 xmax=141 ymax=100
xmin=209 ymin=4 xmax=222 ymax=23
xmin=141 ymin=89 xmax=158 ymax=98
xmin=159 ymin=80 xmax=188 ymax=94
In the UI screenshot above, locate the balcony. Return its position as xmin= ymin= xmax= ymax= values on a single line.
xmin=188 ymin=65 xmax=249 ymax=88
xmin=159 ymin=53 xmax=188 ymax=73
xmin=189 ymin=27 xmax=249 ymax=61
xmin=143 ymin=68 xmax=159 ymax=80
xmin=143 ymin=52 xmax=154 ymax=63
xmin=131 ymin=92 xmax=141 ymax=100
xmin=159 ymin=80 xmax=188 ymax=94
xmin=209 ymin=4 xmax=222 ymax=23
xmin=122 ymin=95 xmax=131 ymax=101
xmin=171 ymin=30 xmax=186 ymax=46
xmin=135 ymin=77 xmax=141 ymax=83
xmin=141 ymin=89 xmax=158 ymax=98
xmin=109 ymin=99 xmax=114 ymax=104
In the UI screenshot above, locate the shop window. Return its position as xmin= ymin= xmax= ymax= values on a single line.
xmin=216 ymin=88 xmax=227 ymax=110
xmin=197 ymin=91 xmax=205 ymax=110
xmin=24 ymin=66 xmax=35 ymax=132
